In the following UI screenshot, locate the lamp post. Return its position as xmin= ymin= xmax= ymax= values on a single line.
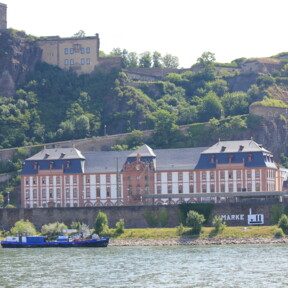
xmin=7 ymin=191 xmax=10 ymax=206
xmin=104 ymin=125 xmax=107 ymax=136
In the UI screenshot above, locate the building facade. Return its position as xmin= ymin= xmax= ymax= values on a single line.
xmin=0 ymin=2 xmax=7 ymax=30
xmin=20 ymin=140 xmax=284 ymax=208
xmin=36 ymin=34 xmax=121 ymax=75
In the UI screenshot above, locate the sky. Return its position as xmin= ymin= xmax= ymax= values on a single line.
xmin=2 ymin=0 xmax=288 ymax=68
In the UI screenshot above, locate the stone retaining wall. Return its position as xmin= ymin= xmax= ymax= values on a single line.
xmin=0 ymin=202 xmax=282 ymax=230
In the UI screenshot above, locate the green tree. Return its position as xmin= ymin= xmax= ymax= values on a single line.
xmin=278 ymin=214 xmax=288 ymax=235
xmin=41 ymin=222 xmax=68 ymax=240
xmin=73 ymin=30 xmax=86 ymax=38
xmin=221 ymin=92 xmax=250 ymax=116
xmin=271 ymin=204 xmax=282 ymax=224
xmin=186 ymin=210 xmax=205 ymax=234
xmin=11 ymin=219 xmax=37 ymax=235
xmin=197 ymin=92 xmax=223 ymax=122
xmin=212 ymin=215 xmax=226 ymax=233
xmin=115 ymin=218 xmax=125 ymax=234
xmin=94 ymin=211 xmax=109 ymax=235
xmin=152 ymin=51 xmax=163 ymax=68
xmin=162 ymin=54 xmax=179 ymax=68
xmin=139 ymin=51 xmax=152 ymax=68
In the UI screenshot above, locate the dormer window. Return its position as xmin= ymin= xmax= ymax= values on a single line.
xmin=49 ymin=161 xmax=54 ymax=169
xmin=210 ymin=156 xmax=215 ymax=163
xmin=221 ymin=146 xmax=226 ymax=152
xmin=247 ymin=154 xmax=253 ymax=162
xmin=66 ymin=161 xmax=70 ymax=168
xmin=45 ymin=153 xmax=49 ymax=158
xmin=239 ymin=145 xmax=244 ymax=151
xmin=61 ymin=153 xmax=66 ymax=158
xmin=33 ymin=162 xmax=38 ymax=170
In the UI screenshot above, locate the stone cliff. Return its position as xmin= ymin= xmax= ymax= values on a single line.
xmin=0 ymin=29 xmax=41 ymax=97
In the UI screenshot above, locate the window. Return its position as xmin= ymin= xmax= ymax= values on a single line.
xmin=168 ymin=185 xmax=172 ymax=194
xmin=210 ymin=155 xmax=215 ymax=163
xmin=33 ymin=189 xmax=37 ymax=199
xmin=128 ymin=185 xmax=132 ymax=195
xmin=73 ymin=188 xmax=77 ymax=198
xmin=228 ymin=155 xmax=233 ymax=163
xmin=255 ymin=170 xmax=260 ymax=178
xmin=73 ymin=176 xmax=77 ymax=184
xmin=70 ymin=48 xmax=74 ymax=54
xmin=49 ymin=161 xmax=54 ymax=169
xmin=26 ymin=178 xmax=30 ymax=185
xmin=81 ymin=47 xmax=85 ymax=54
xmin=237 ymin=171 xmax=241 ymax=179
xmin=202 ymin=172 xmax=206 ymax=180
xmin=64 ymin=48 xmax=68 ymax=54
xmin=81 ymin=58 xmax=85 ymax=65
xmin=42 ymin=189 xmax=46 ymax=199
xmin=220 ymin=171 xmax=225 ymax=180
xmin=157 ymin=186 xmax=161 ymax=194
xmin=70 ymin=59 xmax=74 ymax=65
xmin=168 ymin=173 xmax=172 ymax=181
xmin=106 ymin=175 xmax=110 ymax=183
xmin=56 ymin=177 xmax=60 ymax=185
xmin=247 ymin=171 xmax=252 ymax=178
xmin=86 ymin=47 xmax=90 ymax=54
xmin=189 ymin=185 xmax=194 ymax=193
xmin=210 ymin=172 xmax=215 ymax=180
xmin=33 ymin=162 xmax=38 ymax=170
xmin=96 ymin=187 xmax=100 ymax=198
xmin=86 ymin=176 xmax=90 ymax=184
xmin=49 ymin=189 xmax=53 ymax=198
xmin=178 ymin=173 xmax=183 ymax=181
xmin=178 ymin=185 xmax=183 ymax=194
xmin=65 ymin=59 xmax=69 ymax=65
xmin=210 ymin=184 xmax=215 ymax=193
xmin=26 ymin=190 xmax=30 ymax=199
xmin=57 ymin=188 xmax=61 ymax=198
xmin=42 ymin=177 xmax=46 ymax=185
xmin=33 ymin=177 xmax=37 ymax=185
xmin=220 ymin=184 xmax=225 ymax=193
xmin=66 ymin=177 xmax=70 ymax=184
xmin=86 ymin=58 xmax=90 ymax=65
xmin=247 ymin=183 xmax=252 ymax=192
xmin=157 ymin=173 xmax=161 ymax=181
xmin=96 ymin=175 xmax=100 ymax=183
xmin=202 ymin=184 xmax=207 ymax=193
xmin=137 ymin=185 xmax=141 ymax=194
xmin=84 ymin=188 xmax=90 ymax=198
xmin=237 ymin=183 xmax=241 ymax=192
xmin=66 ymin=161 xmax=70 ymax=168
xmin=228 ymin=171 xmax=233 ymax=179
xmin=189 ymin=172 xmax=194 ymax=181
xmin=66 ymin=188 xmax=70 ymax=198
xmin=49 ymin=176 xmax=53 ymax=185
xmin=256 ymin=183 xmax=261 ymax=192
xmin=247 ymin=154 xmax=253 ymax=162
xmin=228 ymin=183 xmax=233 ymax=192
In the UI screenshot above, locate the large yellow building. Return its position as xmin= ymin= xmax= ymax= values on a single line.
xmin=36 ymin=34 xmax=121 ymax=74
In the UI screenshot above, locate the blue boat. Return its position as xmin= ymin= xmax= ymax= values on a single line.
xmin=1 ymin=235 xmax=109 ymax=248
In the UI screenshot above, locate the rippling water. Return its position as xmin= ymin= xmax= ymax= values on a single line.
xmin=0 ymin=244 xmax=288 ymax=287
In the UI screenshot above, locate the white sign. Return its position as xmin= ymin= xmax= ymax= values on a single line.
xmin=221 ymin=214 xmax=244 ymax=221
xmin=247 ymin=214 xmax=264 ymax=225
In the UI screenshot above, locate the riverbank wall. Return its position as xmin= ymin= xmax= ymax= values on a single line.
xmin=0 ymin=202 xmax=282 ymax=230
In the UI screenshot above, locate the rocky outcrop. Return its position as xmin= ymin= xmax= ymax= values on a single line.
xmin=0 ymin=29 xmax=42 ymax=97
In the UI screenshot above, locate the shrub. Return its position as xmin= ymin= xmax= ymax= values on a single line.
xmin=115 ymin=218 xmax=125 ymax=234
xmin=94 ymin=211 xmax=109 ymax=235
xmin=212 ymin=216 xmax=226 ymax=233
xmin=159 ymin=209 xmax=169 ymax=227
xmin=11 ymin=219 xmax=37 ymax=236
xmin=274 ymin=228 xmax=284 ymax=238
xmin=143 ymin=210 xmax=158 ymax=228
xmin=41 ymin=222 xmax=68 ymax=240
xmin=270 ymin=204 xmax=283 ymax=224
xmin=186 ymin=210 xmax=205 ymax=235
xmin=278 ymin=214 xmax=288 ymax=235
xmin=176 ymin=223 xmax=184 ymax=236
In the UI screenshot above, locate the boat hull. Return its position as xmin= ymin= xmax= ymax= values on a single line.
xmin=1 ymin=238 xmax=109 ymax=248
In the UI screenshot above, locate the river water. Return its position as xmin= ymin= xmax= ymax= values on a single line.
xmin=0 ymin=244 xmax=287 ymax=288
